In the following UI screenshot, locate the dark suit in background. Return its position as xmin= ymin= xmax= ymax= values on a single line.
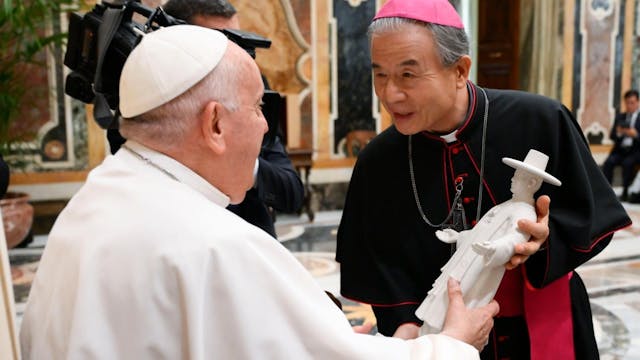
xmin=602 ymin=110 xmax=640 ymax=199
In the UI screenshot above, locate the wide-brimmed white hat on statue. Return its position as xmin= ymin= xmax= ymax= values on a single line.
xmin=119 ymin=25 xmax=229 ymax=118
xmin=502 ymin=149 xmax=562 ymax=186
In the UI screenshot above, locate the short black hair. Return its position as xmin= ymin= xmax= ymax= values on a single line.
xmin=163 ymin=0 xmax=237 ymax=24
xmin=624 ymin=89 xmax=639 ymax=100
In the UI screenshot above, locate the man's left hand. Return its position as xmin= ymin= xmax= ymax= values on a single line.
xmin=506 ymin=195 xmax=551 ymax=270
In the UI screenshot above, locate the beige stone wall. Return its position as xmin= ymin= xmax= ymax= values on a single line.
xmin=235 ymin=0 xmax=311 ymax=151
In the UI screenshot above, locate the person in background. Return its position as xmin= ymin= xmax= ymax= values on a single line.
xmin=336 ymin=0 xmax=630 ymax=359
xmin=20 ymin=24 xmax=499 ymax=359
xmin=601 ymin=89 xmax=640 ymax=201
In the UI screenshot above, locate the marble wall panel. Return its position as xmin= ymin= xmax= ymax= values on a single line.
xmin=235 ymin=0 xmax=311 ymax=149
xmin=290 ymin=0 xmax=312 ymax=44
xmin=330 ymin=0 xmax=377 ymax=155
xmin=8 ymin=13 xmax=90 ymax=178
xmin=576 ymin=0 xmax=619 ymax=144
xmin=237 ymin=1 xmax=307 ymax=94
xmin=632 ymin=1 xmax=640 ymax=92
xmin=569 ymin=0 xmax=639 ymax=145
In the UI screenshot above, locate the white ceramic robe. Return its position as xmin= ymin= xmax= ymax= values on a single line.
xmin=415 ymin=200 xmax=535 ymax=334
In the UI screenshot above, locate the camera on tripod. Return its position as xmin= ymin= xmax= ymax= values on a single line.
xmin=64 ymin=0 xmax=285 ymax=143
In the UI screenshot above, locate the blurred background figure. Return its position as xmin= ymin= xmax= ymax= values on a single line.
xmin=601 ymin=89 xmax=640 ymax=201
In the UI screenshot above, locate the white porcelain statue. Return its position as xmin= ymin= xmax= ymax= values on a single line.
xmin=415 ymin=149 xmax=561 ymax=335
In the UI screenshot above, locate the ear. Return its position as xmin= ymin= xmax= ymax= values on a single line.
xmin=200 ymin=101 xmax=225 ymax=155
xmin=454 ymin=55 xmax=472 ymax=89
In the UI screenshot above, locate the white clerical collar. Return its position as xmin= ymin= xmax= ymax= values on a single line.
xmin=440 ymin=131 xmax=458 ymax=143
xmin=122 ymin=140 xmax=230 ymax=207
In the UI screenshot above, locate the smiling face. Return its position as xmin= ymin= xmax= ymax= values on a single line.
xmin=370 ymin=23 xmax=471 ymax=135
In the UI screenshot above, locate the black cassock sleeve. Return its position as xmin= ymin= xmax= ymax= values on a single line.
xmin=524 ymin=105 xmax=630 ymax=287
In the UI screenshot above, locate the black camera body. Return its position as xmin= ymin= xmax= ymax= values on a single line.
xmin=64 ymin=0 xmax=283 ymax=137
xmin=64 ymin=1 xmax=150 ymax=111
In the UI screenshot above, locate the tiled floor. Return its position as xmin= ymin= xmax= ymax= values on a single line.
xmin=9 ymin=205 xmax=640 ymax=358
xmin=276 ymin=206 xmax=640 ymax=359
xmin=576 ymin=201 xmax=640 ymax=360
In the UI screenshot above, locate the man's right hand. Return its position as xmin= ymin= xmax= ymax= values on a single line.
xmin=441 ymin=278 xmax=499 ymax=351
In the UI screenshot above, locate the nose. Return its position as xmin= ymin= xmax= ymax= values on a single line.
xmin=381 ymin=78 xmax=406 ymax=104
xmin=260 ymin=112 xmax=268 ymax=134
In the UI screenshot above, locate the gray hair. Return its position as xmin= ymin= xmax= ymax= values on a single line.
xmin=368 ymin=17 xmax=469 ymax=67
xmin=119 ymin=54 xmax=239 ymax=144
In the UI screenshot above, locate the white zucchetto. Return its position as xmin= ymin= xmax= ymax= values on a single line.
xmin=119 ymin=25 xmax=228 ymax=118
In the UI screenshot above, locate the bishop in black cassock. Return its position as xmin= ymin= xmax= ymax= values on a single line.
xmin=337 ymin=82 xmax=630 ymax=359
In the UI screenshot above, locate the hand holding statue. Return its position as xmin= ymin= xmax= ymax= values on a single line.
xmin=505 ymin=195 xmax=551 ymax=270
xmin=441 ymin=278 xmax=500 ymax=351
xmin=392 ymin=278 xmax=499 ymax=352
xmin=416 ymin=150 xmax=561 ymax=335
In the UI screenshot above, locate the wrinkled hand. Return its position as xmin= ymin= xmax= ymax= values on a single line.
xmin=507 ymin=195 xmax=550 ymax=270
xmin=441 ymin=278 xmax=499 ymax=350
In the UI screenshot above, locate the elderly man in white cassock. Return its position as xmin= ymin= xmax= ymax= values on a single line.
xmin=19 ymin=25 xmax=498 ymax=359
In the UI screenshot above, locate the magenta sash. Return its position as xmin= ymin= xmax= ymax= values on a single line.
xmin=494 ymin=269 xmax=575 ymax=359
xmin=523 ymin=272 xmax=575 ymax=360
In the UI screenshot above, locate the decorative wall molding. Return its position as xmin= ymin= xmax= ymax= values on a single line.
xmin=576 ymin=0 xmax=619 ymax=144
xmin=590 ymin=0 xmax=616 ymax=20
xmin=8 ymin=11 xmax=103 ymax=188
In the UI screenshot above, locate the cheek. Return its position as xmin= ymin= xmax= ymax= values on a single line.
xmin=240 ymin=119 xmax=264 ymax=150
xmin=238 ymin=118 xmax=259 ymax=137
xmin=247 ymin=121 xmax=262 ymax=143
